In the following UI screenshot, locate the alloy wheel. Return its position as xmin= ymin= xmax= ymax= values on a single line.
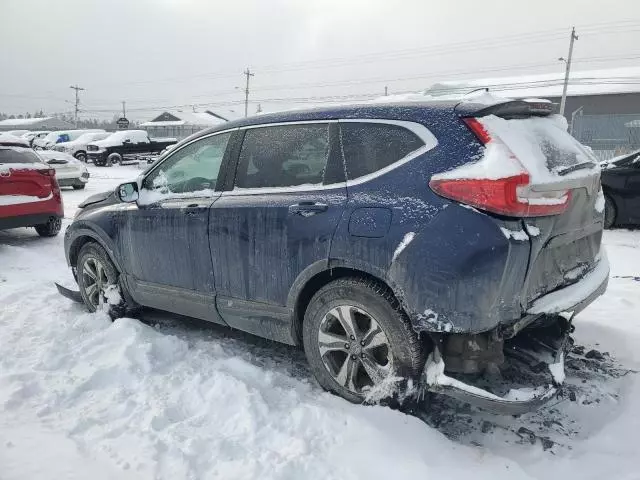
xmin=318 ymin=305 xmax=393 ymax=394
xmin=81 ymin=256 xmax=110 ymax=309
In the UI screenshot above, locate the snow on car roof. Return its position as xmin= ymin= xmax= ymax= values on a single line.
xmin=0 ymin=133 xmax=30 ymax=147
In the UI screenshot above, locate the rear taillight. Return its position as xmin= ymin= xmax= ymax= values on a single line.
xmin=429 ymin=117 xmax=571 ymax=217
xmin=463 ymin=117 xmax=492 ymax=145
xmin=37 ymin=168 xmax=61 ymax=196
xmin=429 ymin=174 xmax=570 ymax=217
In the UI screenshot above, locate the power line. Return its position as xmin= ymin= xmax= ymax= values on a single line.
xmin=85 ymin=21 xmax=640 ymax=89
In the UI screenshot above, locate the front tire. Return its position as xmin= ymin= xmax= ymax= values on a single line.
xmin=34 ymin=217 xmax=61 ymax=237
xmin=73 ymin=184 xmax=86 ymax=190
xmin=74 ymin=151 xmax=87 ymax=162
xmin=302 ymin=277 xmax=425 ymax=403
xmin=604 ymin=195 xmax=616 ymax=229
xmin=77 ymin=242 xmax=125 ymax=318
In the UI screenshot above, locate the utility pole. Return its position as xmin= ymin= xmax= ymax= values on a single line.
xmin=243 ymin=68 xmax=254 ymax=118
xmin=121 ymin=101 xmax=126 ymax=118
xmin=384 ymin=85 xmax=388 ymax=96
xmin=69 ymin=84 xmax=85 ymax=128
xmin=256 ymin=103 xmax=262 ymax=114
xmin=559 ymin=27 xmax=578 ymax=117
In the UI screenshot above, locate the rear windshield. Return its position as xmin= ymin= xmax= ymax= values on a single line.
xmin=0 ymin=148 xmax=43 ymax=164
xmin=481 ymin=114 xmax=597 ymax=180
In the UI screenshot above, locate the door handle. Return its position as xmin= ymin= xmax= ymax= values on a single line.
xmin=288 ymin=202 xmax=328 ymax=217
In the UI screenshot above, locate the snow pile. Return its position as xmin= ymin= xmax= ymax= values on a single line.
xmin=548 ymin=352 xmax=566 ymax=384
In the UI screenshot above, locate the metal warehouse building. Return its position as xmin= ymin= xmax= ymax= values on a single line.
xmin=0 ymin=116 xmax=74 ymax=132
xmin=424 ymin=66 xmax=640 ymax=160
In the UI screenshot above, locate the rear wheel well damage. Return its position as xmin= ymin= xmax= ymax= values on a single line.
xmin=291 ymin=267 xmax=431 ymax=347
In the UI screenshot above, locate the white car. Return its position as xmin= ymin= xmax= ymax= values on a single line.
xmin=33 ymin=129 xmax=105 ymax=150
xmin=37 ymin=150 xmax=90 ymax=190
xmin=53 ymin=131 xmax=112 ymax=162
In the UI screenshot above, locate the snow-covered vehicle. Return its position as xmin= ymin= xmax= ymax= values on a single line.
xmin=58 ymin=99 xmax=607 ymax=414
xmin=53 ymin=131 xmax=112 ymax=162
xmin=86 ymin=130 xmax=177 ymax=166
xmin=33 ymin=129 xmax=105 ymax=150
xmin=38 ymin=150 xmax=90 ymax=189
xmin=22 ymin=130 xmax=50 ymax=146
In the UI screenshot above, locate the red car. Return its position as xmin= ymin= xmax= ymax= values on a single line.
xmin=0 ymin=143 xmax=64 ymax=237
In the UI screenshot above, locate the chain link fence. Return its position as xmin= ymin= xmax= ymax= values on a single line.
xmin=571 ymin=113 xmax=640 ymax=161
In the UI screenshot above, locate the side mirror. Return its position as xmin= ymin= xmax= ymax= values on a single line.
xmin=116 ymin=181 xmax=139 ymax=203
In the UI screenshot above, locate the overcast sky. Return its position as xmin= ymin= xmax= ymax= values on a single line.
xmin=1 ymin=0 xmax=639 ymax=120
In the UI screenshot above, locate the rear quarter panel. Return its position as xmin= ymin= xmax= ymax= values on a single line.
xmin=330 ymin=109 xmax=528 ymax=333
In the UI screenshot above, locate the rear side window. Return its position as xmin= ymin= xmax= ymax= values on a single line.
xmin=0 ymin=148 xmax=42 ymax=164
xmin=234 ymin=124 xmax=330 ymax=189
xmin=340 ymin=123 xmax=424 ymax=180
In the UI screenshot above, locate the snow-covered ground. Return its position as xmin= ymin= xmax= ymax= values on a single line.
xmin=0 ymin=164 xmax=639 ymax=479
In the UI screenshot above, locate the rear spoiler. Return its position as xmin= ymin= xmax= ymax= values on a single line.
xmin=455 ymin=99 xmax=556 ymax=119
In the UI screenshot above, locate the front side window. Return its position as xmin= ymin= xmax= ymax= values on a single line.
xmin=339 ymin=122 xmax=425 ymax=180
xmin=142 ymin=132 xmax=231 ymax=196
xmin=234 ymin=124 xmax=330 ymax=189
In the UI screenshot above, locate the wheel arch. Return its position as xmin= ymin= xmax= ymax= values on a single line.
xmin=67 ymin=228 xmax=123 ymax=274
xmin=288 ymin=261 xmax=399 ymax=346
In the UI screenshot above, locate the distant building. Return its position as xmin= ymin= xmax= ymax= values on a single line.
xmin=140 ymin=110 xmax=228 ymax=140
xmin=424 ymin=66 xmax=640 ymax=160
xmin=0 ymin=116 xmax=74 ymax=132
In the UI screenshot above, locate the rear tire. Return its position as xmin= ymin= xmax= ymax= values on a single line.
xmin=77 ymin=242 xmax=126 ymax=319
xmin=604 ymin=195 xmax=616 ymax=229
xmin=34 ymin=217 xmax=61 ymax=237
xmin=74 ymin=151 xmax=87 ymax=162
xmin=107 ymin=153 xmax=122 ymax=166
xmin=302 ymin=277 xmax=426 ymax=403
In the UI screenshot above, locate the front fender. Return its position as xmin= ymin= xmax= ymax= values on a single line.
xmin=64 ymin=222 xmax=123 ymax=273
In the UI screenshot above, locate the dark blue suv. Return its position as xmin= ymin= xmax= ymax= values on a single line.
xmin=62 ymin=99 xmax=608 ymax=412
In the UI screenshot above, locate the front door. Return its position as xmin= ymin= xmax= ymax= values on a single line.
xmin=118 ymin=131 xmax=233 ymax=322
xmin=208 ymin=122 xmax=347 ymax=342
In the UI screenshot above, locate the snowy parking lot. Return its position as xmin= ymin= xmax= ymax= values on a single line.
xmin=1 ymin=164 xmax=639 ymax=480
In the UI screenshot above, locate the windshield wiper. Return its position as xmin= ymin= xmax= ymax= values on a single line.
xmin=557 ymin=161 xmax=596 ymax=176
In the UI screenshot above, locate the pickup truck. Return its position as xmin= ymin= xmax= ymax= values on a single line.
xmin=86 ymin=130 xmax=177 ymax=166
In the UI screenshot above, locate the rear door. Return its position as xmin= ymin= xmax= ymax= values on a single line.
xmin=208 ymin=122 xmax=347 ymax=342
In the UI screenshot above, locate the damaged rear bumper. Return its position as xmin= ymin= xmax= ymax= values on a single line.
xmin=55 ymin=282 xmax=84 ymax=303
xmin=422 ymin=351 xmax=559 ymax=415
